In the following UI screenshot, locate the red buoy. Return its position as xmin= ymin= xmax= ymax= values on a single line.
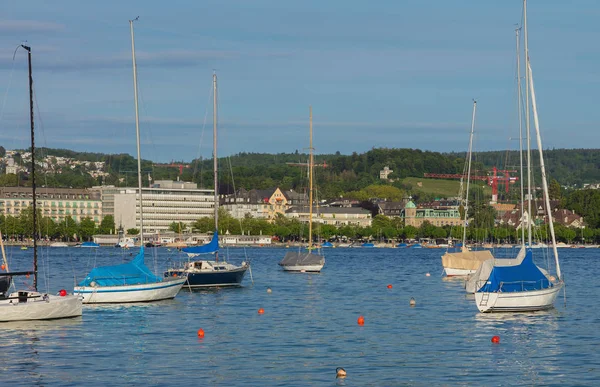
xmin=59 ymin=289 xmax=67 ymax=297
xmin=357 ymin=315 xmax=365 ymax=325
xmin=491 ymin=335 xmax=500 ymax=344
xmin=197 ymin=328 xmax=205 ymax=338
xmin=258 ymin=308 xmax=265 ymax=314
xmin=1 ymin=264 xmax=5 ymax=270
xmin=173 ymin=273 xmax=178 ymax=277
xmin=387 ymin=284 xmax=393 ymax=289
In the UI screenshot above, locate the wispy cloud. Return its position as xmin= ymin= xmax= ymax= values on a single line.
xmin=0 ymin=20 xmax=66 ymax=33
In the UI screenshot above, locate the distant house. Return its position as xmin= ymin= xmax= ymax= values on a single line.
xmin=498 ymin=205 xmax=584 ymax=229
xmin=222 ymin=187 xmax=309 ymax=221
xmin=551 ymin=209 xmax=584 ymax=229
xmin=403 ymin=199 xmax=461 ymax=228
xmin=379 ymin=166 xmax=393 ymax=180
xmin=377 ymin=200 xmax=407 ymax=218
xmin=285 ymin=206 xmax=372 ymax=227
xmin=325 ymin=197 xmax=361 ymax=208
xmin=491 ymin=203 xmax=517 ymax=219
xmin=418 ymin=198 xmax=460 ymax=210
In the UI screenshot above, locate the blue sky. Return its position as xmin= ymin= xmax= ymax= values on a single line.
xmin=1 ymin=0 xmax=598 ymax=162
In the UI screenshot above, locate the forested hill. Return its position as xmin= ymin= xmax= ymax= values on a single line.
xmin=1 ymin=146 xmax=599 ymax=197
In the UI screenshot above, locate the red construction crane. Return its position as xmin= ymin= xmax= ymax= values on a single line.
xmin=152 ymin=161 xmax=190 ymax=175
xmin=424 ymin=166 xmax=518 ymax=203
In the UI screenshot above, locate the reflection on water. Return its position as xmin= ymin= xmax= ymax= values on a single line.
xmin=0 ymin=247 xmax=598 ymax=386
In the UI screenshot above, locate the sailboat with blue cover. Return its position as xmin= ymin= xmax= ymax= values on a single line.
xmin=73 ymin=18 xmax=186 ymax=303
xmin=473 ymin=1 xmax=563 ymax=312
xmin=163 ymin=73 xmax=249 ymax=288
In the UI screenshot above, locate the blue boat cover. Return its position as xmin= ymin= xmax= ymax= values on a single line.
xmin=478 ymin=250 xmax=552 ymax=293
xmin=81 ymin=241 xmax=100 ymax=247
xmin=362 ymin=242 xmax=375 ymax=247
xmin=182 ymin=231 xmax=219 ymax=255
xmin=321 ymin=241 xmax=333 ymax=247
xmin=77 ymin=246 xmax=162 ymax=286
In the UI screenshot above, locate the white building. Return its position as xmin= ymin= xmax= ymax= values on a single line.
xmin=93 ymin=180 xmax=215 ymax=233
xmin=285 ymin=206 xmax=372 ymax=227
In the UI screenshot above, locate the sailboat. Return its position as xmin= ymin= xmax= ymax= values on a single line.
xmin=164 ymin=73 xmax=249 ymax=288
xmin=0 ymin=45 xmax=82 ymax=321
xmin=278 ymin=106 xmax=325 ymax=272
xmin=473 ymin=1 xmax=564 ymax=312
xmin=74 ymin=18 xmax=186 ymax=303
xmin=441 ymin=101 xmax=493 ymax=276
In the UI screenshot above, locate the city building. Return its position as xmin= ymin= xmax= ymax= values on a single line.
xmin=92 ymin=180 xmax=214 ymax=233
xmin=285 ymin=206 xmax=372 ymax=227
xmin=0 ymin=187 xmax=102 ymax=224
xmin=222 ymin=187 xmax=308 ymax=221
xmin=403 ymin=199 xmax=462 ymax=228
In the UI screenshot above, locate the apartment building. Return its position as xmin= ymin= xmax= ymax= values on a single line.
xmin=0 ymin=187 xmax=102 ymax=224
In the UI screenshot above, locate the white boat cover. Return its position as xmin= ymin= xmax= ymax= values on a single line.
xmin=442 ymin=250 xmax=494 ymax=271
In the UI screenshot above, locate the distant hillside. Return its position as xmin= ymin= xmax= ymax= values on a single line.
xmin=2 ymin=146 xmax=599 ymax=200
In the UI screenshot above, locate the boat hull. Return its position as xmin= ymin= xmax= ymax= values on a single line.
xmin=167 ymin=267 xmax=248 ymax=288
xmin=280 ymin=263 xmax=324 ymax=273
xmin=0 ymin=291 xmax=82 ymax=322
xmin=444 ymin=267 xmax=477 ymax=277
xmin=475 ymin=282 xmax=563 ymax=313
xmin=74 ymin=277 xmax=186 ymax=304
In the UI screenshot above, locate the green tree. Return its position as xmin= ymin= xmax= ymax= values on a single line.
xmin=169 ymin=221 xmax=186 ymax=233
xmin=79 ymin=217 xmax=97 ymax=240
xmin=58 ymin=216 xmax=78 ymax=241
xmin=549 ymin=178 xmax=561 ymax=200
xmin=98 ymin=215 xmax=115 ymax=234
xmin=127 ymin=228 xmax=140 ymax=236
xmin=0 ymin=173 xmax=18 ymax=187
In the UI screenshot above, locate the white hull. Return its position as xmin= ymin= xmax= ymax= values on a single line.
xmin=280 ymin=263 xmax=324 ymax=272
xmin=444 ymin=267 xmax=477 ymax=277
xmin=74 ymin=277 xmax=186 ymax=304
xmin=0 ymin=291 xmax=82 ymax=322
xmin=475 ymin=282 xmax=563 ymax=313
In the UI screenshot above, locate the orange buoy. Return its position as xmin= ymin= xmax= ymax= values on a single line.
xmin=197 ymin=328 xmax=205 ymax=338
xmin=173 ymin=273 xmax=178 ymax=277
xmin=387 ymin=284 xmax=393 ymax=289
xmin=336 ymin=367 xmax=347 ymax=378
xmin=1 ymin=264 xmax=5 ymax=270
xmin=357 ymin=315 xmax=365 ymax=325
xmin=59 ymin=289 xmax=67 ymax=297
xmin=26 ymin=274 xmax=30 ymax=279
xmin=491 ymin=335 xmax=500 ymax=344
xmin=258 ymin=308 xmax=265 ymax=314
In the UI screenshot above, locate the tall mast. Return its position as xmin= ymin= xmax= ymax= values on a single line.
xmin=213 ymin=73 xmax=219 ymax=230
xmin=528 ymin=64 xmax=561 ymax=279
xmin=22 ymin=45 xmax=37 ymax=290
xmin=523 ymin=0 xmax=533 ymax=247
xmin=130 ymin=18 xmax=144 ymax=242
xmin=516 ymin=27 xmax=526 ymax=247
xmin=308 ymin=106 xmax=314 ymax=250
xmin=461 ymin=100 xmax=476 ymax=251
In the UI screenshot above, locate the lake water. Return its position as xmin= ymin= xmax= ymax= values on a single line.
xmin=1 ymin=246 xmax=598 ymax=386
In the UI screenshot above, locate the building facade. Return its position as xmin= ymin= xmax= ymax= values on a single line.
xmin=222 ymin=187 xmax=308 ymax=221
xmin=403 ymin=200 xmax=461 ymax=228
xmin=285 ymin=206 xmax=372 ymax=227
xmin=93 ymin=180 xmax=215 ymax=233
xmin=0 ymin=187 xmax=102 ymax=224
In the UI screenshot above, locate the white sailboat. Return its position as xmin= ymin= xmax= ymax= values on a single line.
xmin=74 ymin=18 xmax=186 ymax=303
xmin=0 ymin=45 xmax=82 ymax=322
xmin=473 ymin=1 xmax=564 ymax=312
xmin=279 ymin=106 xmax=325 ymax=272
xmin=442 ymin=101 xmax=494 ymax=277
xmin=164 ymin=73 xmax=249 ymax=288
